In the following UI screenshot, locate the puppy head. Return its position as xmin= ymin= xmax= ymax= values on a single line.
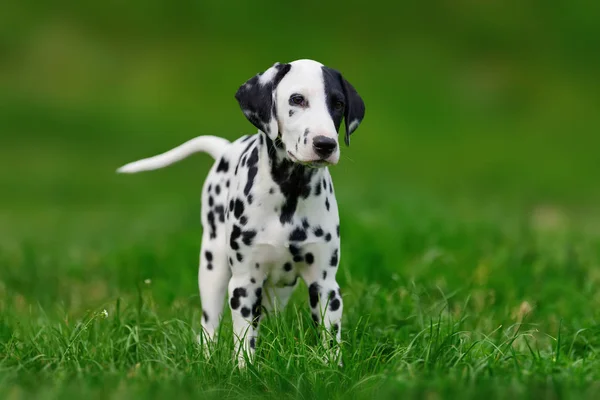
xmin=235 ymin=59 xmax=365 ymax=167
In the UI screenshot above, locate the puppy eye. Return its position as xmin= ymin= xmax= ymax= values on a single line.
xmin=334 ymin=101 xmax=344 ymax=111
xmin=289 ymin=94 xmax=306 ymax=107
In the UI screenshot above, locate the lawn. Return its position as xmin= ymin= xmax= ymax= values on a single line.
xmin=1 ymin=2 xmax=600 ymax=399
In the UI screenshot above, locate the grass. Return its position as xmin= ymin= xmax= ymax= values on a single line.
xmin=1 ymin=107 xmax=600 ymax=398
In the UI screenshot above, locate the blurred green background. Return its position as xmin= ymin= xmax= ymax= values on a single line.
xmin=1 ymin=1 xmax=600 ymax=396
xmin=1 ymin=0 xmax=600 ymax=311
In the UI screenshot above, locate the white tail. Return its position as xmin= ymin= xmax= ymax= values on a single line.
xmin=116 ymin=135 xmax=230 ymax=174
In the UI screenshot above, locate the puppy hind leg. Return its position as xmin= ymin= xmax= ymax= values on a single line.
xmin=198 ymin=234 xmax=230 ymax=356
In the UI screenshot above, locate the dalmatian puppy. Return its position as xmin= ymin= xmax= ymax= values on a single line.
xmin=117 ymin=59 xmax=365 ymax=366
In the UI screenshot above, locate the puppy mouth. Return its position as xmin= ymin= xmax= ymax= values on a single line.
xmin=287 ymin=151 xmax=330 ymax=168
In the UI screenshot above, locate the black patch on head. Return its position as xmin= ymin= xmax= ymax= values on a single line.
xmin=235 ymin=63 xmax=292 ymax=135
xmin=314 ymin=227 xmax=324 ymax=237
xmin=305 ymin=252 xmax=314 ymax=265
xmin=289 ymin=227 xmax=307 ymax=242
xmin=241 ymin=307 xmax=251 ymax=318
xmin=216 ymin=158 xmax=229 ymax=173
xmin=283 ymin=262 xmax=292 ymax=272
xmin=308 ymin=283 xmax=320 ymax=308
xmin=325 ymin=233 xmax=332 ymax=242
xmin=242 ymin=230 xmax=257 ymax=246
xmin=330 ymin=249 xmax=339 ymax=267
xmin=230 ymin=225 xmax=242 ymax=250
xmin=321 ymin=66 xmax=366 ymax=146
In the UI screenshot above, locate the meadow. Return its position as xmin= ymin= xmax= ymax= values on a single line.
xmin=1 ymin=2 xmax=600 ymax=399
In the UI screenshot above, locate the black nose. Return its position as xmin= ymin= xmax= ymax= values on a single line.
xmin=312 ymin=135 xmax=337 ymax=158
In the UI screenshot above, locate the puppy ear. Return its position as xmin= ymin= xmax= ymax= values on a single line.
xmin=235 ymin=62 xmax=292 ymax=140
xmin=340 ymin=77 xmax=365 ymax=146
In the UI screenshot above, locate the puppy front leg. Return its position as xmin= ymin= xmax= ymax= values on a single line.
xmin=228 ymin=272 xmax=263 ymax=367
xmin=300 ymin=247 xmax=343 ymax=366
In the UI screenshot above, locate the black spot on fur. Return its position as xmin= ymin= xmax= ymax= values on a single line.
xmin=330 ymin=298 xmax=341 ymax=311
xmin=289 ymin=244 xmax=300 ymax=256
xmin=228 ymin=257 xmax=233 ymax=266
xmin=322 ymin=270 xmax=327 ymax=280
xmin=289 ymin=109 xmax=294 ymax=117
xmin=304 ymin=128 xmax=310 ymax=137
xmin=249 ymin=337 xmax=256 ymax=349
xmin=264 ymin=135 xmax=316 ymax=224
xmin=314 ymin=227 xmax=324 ymax=237
xmin=242 ymin=230 xmax=257 ymax=246
xmin=293 ymin=255 xmax=304 ymax=262
xmin=233 ymin=288 xmax=247 ymax=298
xmin=208 ymin=196 xmax=214 ymax=207
xmin=215 ymin=185 xmax=221 ymax=195
xmin=207 ymin=211 xmax=216 ymax=239
xmin=330 ymin=249 xmax=339 ymax=267
xmin=302 ymin=218 xmax=310 ymax=229
xmin=215 ymin=205 xmax=225 ymax=223
xmin=255 ymin=263 xmax=260 ymax=269
xmin=241 ymin=307 xmax=251 ymax=318
xmin=229 ymin=200 xmax=234 ymax=212
xmin=236 ymin=252 xmax=243 ymax=262
xmin=205 ymin=251 xmax=213 ymax=262
xmin=247 ymin=194 xmax=253 ymax=204
xmin=269 ymin=187 xmax=275 ymax=194
xmin=332 ymin=323 xmax=339 ymax=335
xmin=208 ymin=184 xmax=212 ymax=193
xmin=230 ymin=225 xmax=242 ymax=250
xmin=325 ymin=198 xmax=330 ymax=211
xmin=234 ymin=199 xmax=245 ymax=219
xmin=226 ymin=180 xmax=230 ymax=188
xmin=305 ymin=253 xmax=314 ymax=265
xmin=322 ymin=178 xmax=327 ymax=191
xmin=240 ymin=216 xmax=248 ymax=225
xmin=230 ymin=297 xmax=240 ymax=309
xmin=308 ymin=283 xmax=320 ymax=308
xmin=325 ymin=233 xmax=332 ymax=242
xmin=289 ymin=227 xmax=307 ymax=242
xmin=247 ymin=147 xmax=259 ymax=167
xmin=251 ymin=278 xmax=256 ymax=284
xmin=207 ymin=263 xmax=213 ymax=270
xmin=314 ymin=181 xmax=322 ymax=196
xmin=283 ymin=262 xmax=292 ymax=272
xmin=216 ymin=158 xmax=229 ymax=173
xmin=336 ymin=225 xmax=340 ymax=237
xmin=203 ymin=310 xmax=209 ymax=322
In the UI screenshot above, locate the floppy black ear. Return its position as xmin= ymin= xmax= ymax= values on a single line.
xmin=235 ymin=62 xmax=292 ymax=139
xmin=340 ymin=77 xmax=365 ymax=146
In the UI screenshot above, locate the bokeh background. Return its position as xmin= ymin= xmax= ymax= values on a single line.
xmin=1 ymin=2 xmax=600 ymax=394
